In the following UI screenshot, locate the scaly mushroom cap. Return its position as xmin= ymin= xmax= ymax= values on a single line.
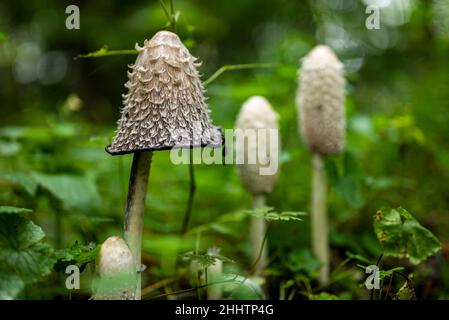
xmin=92 ymin=236 xmax=136 ymax=300
xmin=296 ymin=45 xmax=346 ymax=155
xmin=236 ymin=96 xmax=280 ymax=195
xmin=106 ymin=31 xmax=222 ymax=155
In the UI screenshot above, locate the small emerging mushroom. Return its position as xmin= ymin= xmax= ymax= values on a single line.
xmin=296 ymin=45 xmax=346 ymax=285
xmin=235 ymin=96 xmax=280 ymax=277
xmin=106 ymin=31 xmax=222 ymax=299
xmin=92 ymin=236 xmax=136 ymax=300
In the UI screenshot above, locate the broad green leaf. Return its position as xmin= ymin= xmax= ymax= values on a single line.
xmin=0 ymin=214 xmax=55 ymax=299
xmin=373 ymin=207 xmax=441 ymax=264
xmin=0 ymin=172 xmax=38 ymax=196
xmin=0 ymin=206 xmax=32 ymax=215
xmin=31 ymin=172 xmax=101 ymax=210
xmin=0 ymin=32 xmax=6 ymax=42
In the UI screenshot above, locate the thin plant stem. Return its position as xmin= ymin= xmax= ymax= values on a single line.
xmin=170 ymin=0 xmax=177 ymax=33
xmin=385 ymin=273 xmax=394 ymax=300
xmin=75 ymin=49 xmax=137 ymax=59
xmin=370 ymin=253 xmax=384 ymax=300
xmin=203 ymin=63 xmax=277 ymax=87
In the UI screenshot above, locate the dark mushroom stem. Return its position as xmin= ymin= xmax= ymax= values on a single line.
xmin=124 ymin=151 xmax=153 ymax=299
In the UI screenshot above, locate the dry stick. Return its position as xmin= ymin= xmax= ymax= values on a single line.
xmin=311 ymin=153 xmax=329 ymax=285
xmin=124 ymin=151 xmax=153 ymax=300
xmin=251 ymin=194 xmax=268 ymax=276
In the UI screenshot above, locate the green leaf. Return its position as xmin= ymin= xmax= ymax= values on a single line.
xmin=0 ymin=172 xmax=38 ymax=196
xmin=0 ymin=32 xmax=6 ymax=42
xmin=31 ymin=172 xmax=101 ymax=210
xmin=357 ymin=264 xmax=404 ymax=280
xmin=0 ymin=206 xmax=32 ymax=215
xmin=54 ymin=241 xmax=100 ymax=272
xmin=285 ymin=249 xmax=321 ymax=277
xmin=0 ymin=214 xmax=55 ymax=299
xmin=243 ymin=207 xmax=306 ymax=222
xmin=373 ymin=207 xmax=441 ymax=264
xmin=307 ymin=292 xmax=340 ymax=300
xmin=326 ymin=152 xmax=365 ymax=209
xmin=393 ymin=280 xmax=417 ymax=300
xmin=181 ymin=247 xmax=234 ymax=269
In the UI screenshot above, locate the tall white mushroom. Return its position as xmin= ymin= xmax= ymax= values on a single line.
xmin=296 ymin=45 xmax=346 ymax=285
xmin=235 ymin=96 xmax=280 ymax=276
xmin=106 ymin=31 xmax=222 ymax=299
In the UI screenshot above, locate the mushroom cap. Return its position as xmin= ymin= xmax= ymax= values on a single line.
xmin=296 ymin=45 xmax=346 ymax=155
xmin=235 ymin=96 xmax=280 ymax=195
xmin=106 ymin=31 xmax=222 ymax=155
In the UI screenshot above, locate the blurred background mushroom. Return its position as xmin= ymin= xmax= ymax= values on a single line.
xmin=235 ymin=96 xmax=280 ymax=277
xmin=296 ymin=45 xmax=346 ymax=285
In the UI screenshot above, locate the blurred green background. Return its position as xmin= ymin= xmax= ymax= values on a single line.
xmin=1 ymin=0 xmax=448 ymax=300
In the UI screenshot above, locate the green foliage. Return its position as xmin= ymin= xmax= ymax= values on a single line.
xmin=54 ymin=241 xmax=100 ymax=272
xmin=373 ymin=207 xmax=441 ymax=264
xmin=181 ymin=247 xmax=234 ymax=269
xmin=31 ymin=172 xmax=101 ymax=210
xmin=0 ymin=213 xmax=55 ymax=299
xmin=0 ymin=172 xmax=38 ymax=196
xmin=242 ymin=207 xmax=305 ymax=222
xmin=393 ymin=280 xmax=417 ymax=300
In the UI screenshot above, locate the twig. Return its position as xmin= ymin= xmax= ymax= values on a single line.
xmin=203 ymin=63 xmax=278 ymax=87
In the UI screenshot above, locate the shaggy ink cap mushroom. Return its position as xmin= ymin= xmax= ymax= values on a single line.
xmin=106 ymin=31 xmax=223 ymax=155
xmin=296 ymin=45 xmax=346 ymax=155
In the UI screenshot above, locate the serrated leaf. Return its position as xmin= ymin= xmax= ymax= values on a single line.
xmin=0 ymin=214 xmax=55 ymax=299
xmin=31 ymin=172 xmax=101 ymax=210
xmin=373 ymin=207 xmax=441 ymax=264
xmin=0 ymin=206 xmax=32 ymax=215
xmin=181 ymin=247 xmax=234 ymax=269
xmin=54 ymin=241 xmax=100 ymax=272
